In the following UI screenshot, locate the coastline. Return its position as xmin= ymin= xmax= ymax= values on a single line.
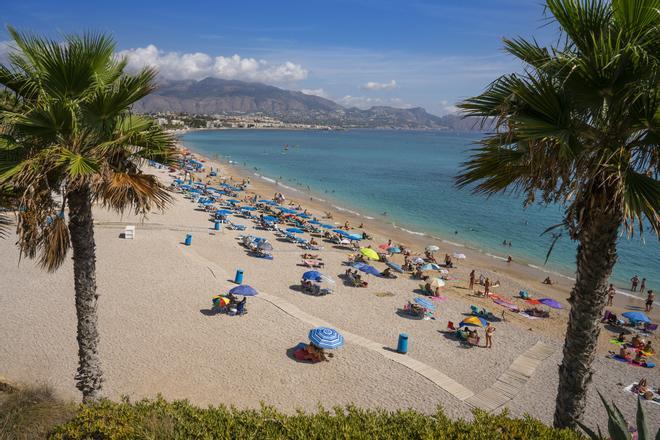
xmin=181 ymin=139 xmax=657 ymax=311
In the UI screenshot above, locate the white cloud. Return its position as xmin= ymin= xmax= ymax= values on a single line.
xmin=117 ymin=44 xmax=308 ymax=83
xmin=300 ymin=88 xmax=330 ymax=99
xmin=339 ymin=95 xmax=412 ymax=109
xmin=360 ymin=79 xmax=397 ymax=91
xmin=438 ymin=99 xmax=459 ymax=115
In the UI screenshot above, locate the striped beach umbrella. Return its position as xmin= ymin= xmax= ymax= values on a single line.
xmin=308 ymin=327 xmax=344 ymax=349
xmin=414 ymin=297 xmax=436 ymax=311
xmin=460 ymin=316 xmax=487 ymax=327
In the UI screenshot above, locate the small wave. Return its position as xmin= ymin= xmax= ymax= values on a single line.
xmin=332 ymin=205 xmax=362 ymax=217
xmin=392 ymin=224 xmax=426 ymax=236
xmin=486 ymin=253 xmax=508 ymax=261
xmin=279 ymin=183 xmax=300 ymax=193
xmin=527 ymin=264 xmax=576 ymax=281
xmin=364 ymin=216 xmax=375 ymax=220
xmin=259 ymin=175 xmax=277 ymax=184
xmin=442 ymin=240 xmax=465 ymax=248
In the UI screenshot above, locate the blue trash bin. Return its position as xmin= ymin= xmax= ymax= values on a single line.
xmin=214 ymin=221 xmax=221 ymax=231
xmin=184 ymin=234 xmax=192 ymax=246
xmin=397 ymin=333 xmax=409 ymax=354
xmin=234 ymin=269 xmax=244 ymax=284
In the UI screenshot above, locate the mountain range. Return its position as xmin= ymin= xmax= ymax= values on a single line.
xmin=132 ymin=77 xmax=483 ymax=130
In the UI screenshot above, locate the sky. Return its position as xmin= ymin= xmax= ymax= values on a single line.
xmin=1 ymin=0 xmax=559 ymax=115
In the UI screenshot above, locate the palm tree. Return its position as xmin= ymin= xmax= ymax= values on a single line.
xmin=456 ymin=0 xmax=658 ymax=430
xmin=0 ymin=28 xmax=177 ymax=402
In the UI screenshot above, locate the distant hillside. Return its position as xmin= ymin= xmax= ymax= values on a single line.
xmin=133 ymin=77 xmax=483 ymax=131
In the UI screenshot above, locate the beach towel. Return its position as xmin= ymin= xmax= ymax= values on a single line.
xmin=518 ymin=312 xmax=540 ymax=320
xmin=623 ymin=384 xmax=660 ymax=406
xmin=430 ymin=295 xmax=448 ymax=301
xmin=493 ymin=298 xmax=519 ymax=312
xmin=608 ymin=354 xmax=655 ymax=368
xmin=609 ymin=339 xmax=626 ymax=346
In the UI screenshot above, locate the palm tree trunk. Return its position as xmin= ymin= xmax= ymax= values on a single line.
xmin=67 ymin=185 xmax=103 ymax=403
xmin=553 ymin=202 xmax=622 ymax=429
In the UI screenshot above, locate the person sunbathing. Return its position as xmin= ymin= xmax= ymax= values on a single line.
xmin=631 ymin=335 xmax=643 ymax=349
xmin=424 ymin=251 xmax=437 ymax=263
xmin=642 ymin=341 xmax=654 ymax=354
xmin=380 ymin=267 xmax=396 ymax=279
xmin=616 ymin=332 xmax=626 ymax=343
xmin=301 ymin=253 xmax=320 ymax=260
xmin=412 ymin=268 xmax=424 ymax=279
xmin=619 ymin=346 xmax=632 ymax=360
xmin=633 ymin=350 xmax=646 ymax=365
xmin=526 ymin=307 xmax=550 ymax=318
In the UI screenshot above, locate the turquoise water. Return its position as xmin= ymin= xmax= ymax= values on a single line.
xmin=181 ymin=129 xmax=659 ymax=294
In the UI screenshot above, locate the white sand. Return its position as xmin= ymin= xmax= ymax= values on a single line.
xmin=0 ymin=164 xmax=657 ymax=432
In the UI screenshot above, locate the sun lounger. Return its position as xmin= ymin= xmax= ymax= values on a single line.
xmin=123 ymin=225 xmax=135 ymax=239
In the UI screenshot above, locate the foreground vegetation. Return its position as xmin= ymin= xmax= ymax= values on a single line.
xmin=1 ymin=387 xmax=586 ymax=440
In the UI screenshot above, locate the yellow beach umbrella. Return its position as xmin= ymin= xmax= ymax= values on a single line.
xmin=460 ymin=316 xmax=487 ymax=327
xmin=360 ymin=248 xmax=380 ymax=261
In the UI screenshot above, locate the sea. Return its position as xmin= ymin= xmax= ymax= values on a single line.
xmin=181 ymin=129 xmax=659 ymax=298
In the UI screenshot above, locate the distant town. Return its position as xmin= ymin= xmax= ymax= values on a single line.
xmin=149 ymin=112 xmax=336 ymax=131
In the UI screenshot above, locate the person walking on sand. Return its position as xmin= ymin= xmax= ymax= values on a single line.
xmin=485 ymin=324 xmax=495 ymax=348
xmin=607 ymin=284 xmax=616 ymax=306
xmin=469 ymin=270 xmax=475 ymax=291
xmin=484 ymin=278 xmax=491 ymax=296
xmin=646 ymin=290 xmax=655 ymax=312
xmin=631 ymin=275 xmax=640 ymax=292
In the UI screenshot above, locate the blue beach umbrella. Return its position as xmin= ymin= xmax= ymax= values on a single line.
xmin=286 ymin=227 xmax=304 ymax=234
xmin=302 ymin=270 xmax=323 ymax=281
xmin=309 ymin=220 xmax=321 ymax=225
xmin=388 ymin=247 xmax=401 ymax=253
xmin=258 ymin=199 xmax=272 ymax=203
xmin=420 ymin=263 xmax=441 ymax=271
xmin=297 ymin=213 xmax=311 ymax=219
xmin=622 ymin=311 xmax=651 ymax=324
xmin=229 ymin=285 xmax=258 ymax=296
xmin=262 ymin=215 xmax=278 ymax=223
xmin=174 ymin=179 xmax=184 ymax=184
xmin=357 ymin=264 xmax=380 ymax=276
xmin=216 ymin=209 xmax=233 ymax=216
xmin=308 ymin=327 xmax=344 ymax=349
xmin=279 ymin=208 xmax=297 ymax=214
xmin=414 ymin=297 xmax=436 ymax=311
xmin=386 ymin=262 xmax=404 ymax=273
xmin=333 ymin=229 xmax=348 ymax=236
xmin=346 ymin=234 xmax=363 ymax=241
xmin=320 ymin=223 xmax=334 ymax=229
xmin=240 ymin=206 xmax=257 ymax=211
xmin=227 ymin=199 xmax=241 ymax=204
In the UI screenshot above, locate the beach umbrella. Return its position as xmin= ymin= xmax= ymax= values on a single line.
xmin=258 ymin=199 xmax=272 ymax=204
xmin=297 ymin=213 xmax=311 ymax=219
xmin=538 ymin=298 xmax=562 ymax=309
xmin=426 ymin=245 xmax=440 ymax=253
xmin=227 ymin=199 xmax=241 ymax=204
xmin=333 ymin=229 xmax=348 ymax=236
xmin=303 ymin=270 xmax=323 ymax=281
xmin=411 ymin=256 xmax=425 ymax=264
xmin=359 ymin=248 xmax=380 ymax=261
xmin=229 ymin=285 xmax=258 ymax=296
xmin=453 ymin=252 xmax=467 ymax=260
xmin=279 ymin=208 xmax=297 ymax=214
xmin=257 ymin=241 xmax=273 ymax=252
xmin=388 ymin=246 xmax=401 ymax=253
xmin=286 ymin=227 xmax=304 ymax=234
xmin=216 ymin=209 xmax=233 ymax=216
xmin=357 ymin=264 xmax=381 ymax=276
xmin=378 ymin=243 xmax=390 ymax=250
xmin=429 ymin=278 xmax=445 ymax=289
xmin=320 ymin=223 xmax=334 ymax=229
xmin=308 ymin=327 xmax=344 ymax=349
xmin=414 ymin=297 xmax=437 ymax=311
xmin=622 ymin=311 xmax=651 ymax=324
xmin=346 ymin=234 xmax=363 ymax=241
xmin=420 ymin=263 xmax=440 ymax=271
xmin=174 ymin=179 xmax=184 ymax=184
xmin=309 ymin=220 xmax=321 ymax=225
xmin=386 ymin=262 xmax=404 ymax=273
xmin=212 ymin=295 xmax=230 ymax=307
xmin=460 ymin=316 xmax=487 ymax=327
xmin=240 ymin=206 xmax=257 ymax=211
xmin=262 ymin=215 xmax=278 ymax=223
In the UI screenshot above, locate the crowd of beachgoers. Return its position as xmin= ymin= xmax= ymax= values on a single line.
xmin=1 ymin=149 xmax=657 ymax=431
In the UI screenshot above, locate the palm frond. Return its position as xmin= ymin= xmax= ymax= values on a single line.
xmin=38 ymin=214 xmax=70 ymax=272
xmin=621 ymin=169 xmax=660 ymax=236
xmin=94 ymin=172 xmax=172 ymax=215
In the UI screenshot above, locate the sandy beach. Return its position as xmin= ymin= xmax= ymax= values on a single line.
xmin=1 ymin=158 xmax=658 ymax=431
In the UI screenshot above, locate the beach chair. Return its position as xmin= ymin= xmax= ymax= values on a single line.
xmin=123 ymin=225 xmax=135 ymax=239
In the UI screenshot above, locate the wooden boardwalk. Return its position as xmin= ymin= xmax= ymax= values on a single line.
xmin=465 ymin=341 xmax=555 ymax=411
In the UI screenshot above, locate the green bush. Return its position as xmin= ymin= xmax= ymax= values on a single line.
xmin=49 ymin=396 xmax=584 ymax=440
